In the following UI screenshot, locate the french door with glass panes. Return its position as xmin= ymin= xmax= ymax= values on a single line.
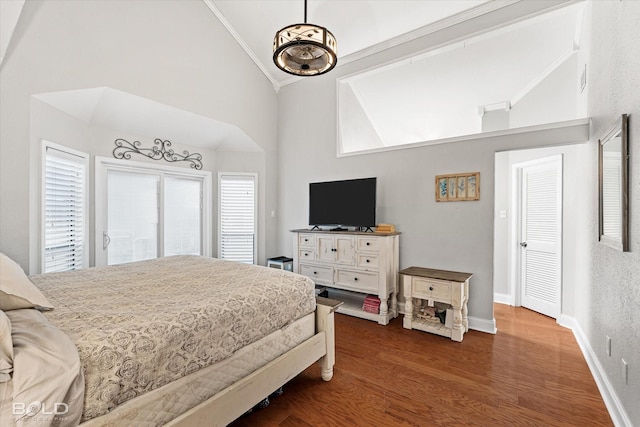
xmin=96 ymin=159 xmax=210 ymax=266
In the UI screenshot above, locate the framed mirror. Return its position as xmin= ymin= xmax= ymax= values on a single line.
xmin=598 ymin=114 xmax=629 ymax=251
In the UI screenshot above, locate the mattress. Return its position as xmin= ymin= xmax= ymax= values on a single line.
xmin=27 ymin=256 xmax=316 ymax=423
xmin=80 ymin=313 xmax=315 ymax=426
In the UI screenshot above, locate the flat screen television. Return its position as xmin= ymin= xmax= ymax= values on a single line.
xmin=309 ymin=177 xmax=376 ymax=229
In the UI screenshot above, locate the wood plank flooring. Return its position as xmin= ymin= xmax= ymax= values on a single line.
xmin=230 ymin=304 xmax=612 ymax=426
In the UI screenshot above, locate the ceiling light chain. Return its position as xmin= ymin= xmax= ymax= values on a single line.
xmin=272 ymin=0 xmax=337 ymax=76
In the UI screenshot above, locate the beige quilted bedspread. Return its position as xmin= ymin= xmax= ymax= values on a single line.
xmin=29 ymin=256 xmax=315 ymax=422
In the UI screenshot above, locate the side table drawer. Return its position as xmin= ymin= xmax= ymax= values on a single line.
xmin=300 ymin=264 xmax=333 ymax=283
xmin=413 ymin=278 xmax=451 ymax=302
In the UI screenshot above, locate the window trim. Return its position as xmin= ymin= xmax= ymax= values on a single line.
xmin=41 ymin=140 xmax=89 ymax=273
xmin=95 ymin=156 xmax=212 ymax=266
xmin=218 ymin=172 xmax=258 ymax=264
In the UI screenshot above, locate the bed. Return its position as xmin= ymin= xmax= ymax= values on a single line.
xmin=0 ymin=253 xmax=340 ymax=426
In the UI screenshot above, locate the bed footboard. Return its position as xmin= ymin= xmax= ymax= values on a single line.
xmin=315 ymin=296 xmax=342 ymax=381
xmin=166 ymin=297 xmax=341 ymax=427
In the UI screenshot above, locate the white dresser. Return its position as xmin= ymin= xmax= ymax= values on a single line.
xmin=291 ymin=229 xmax=400 ymax=325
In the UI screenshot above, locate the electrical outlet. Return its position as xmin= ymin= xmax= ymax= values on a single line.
xmin=606 ymin=336 xmax=612 ymax=356
xmin=622 ymin=359 xmax=628 ymax=385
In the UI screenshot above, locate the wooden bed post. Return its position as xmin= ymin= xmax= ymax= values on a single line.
xmin=316 ymin=297 xmax=343 ymax=381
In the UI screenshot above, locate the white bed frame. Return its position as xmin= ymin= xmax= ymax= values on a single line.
xmin=166 ymin=297 xmax=341 ymax=427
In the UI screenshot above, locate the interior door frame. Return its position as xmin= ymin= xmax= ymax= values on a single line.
xmin=510 ymin=154 xmax=563 ymax=311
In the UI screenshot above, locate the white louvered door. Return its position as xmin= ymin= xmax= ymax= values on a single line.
xmin=519 ymin=156 xmax=562 ymax=318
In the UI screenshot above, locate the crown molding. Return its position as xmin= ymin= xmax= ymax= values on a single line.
xmin=201 ymin=0 xmax=281 ymax=92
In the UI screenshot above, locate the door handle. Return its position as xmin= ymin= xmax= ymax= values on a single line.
xmin=103 ymin=232 xmax=111 ymax=250
xmin=520 ymin=242 xmax=527 ymax=248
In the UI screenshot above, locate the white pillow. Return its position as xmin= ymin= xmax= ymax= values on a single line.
xmin=0 ymin=310 xmax=12 ymax=382
xmin=0 ymin=253 xmax=53 ymax=311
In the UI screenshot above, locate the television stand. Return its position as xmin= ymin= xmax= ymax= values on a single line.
xmin=290 ymin=229 xmax=400 ymax=325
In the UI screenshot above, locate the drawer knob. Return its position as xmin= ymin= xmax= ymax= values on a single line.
xmin=366 ymin=259 xmax=370 ymax=263
xmin=354 ymin=277 xmax=358 ymax=281
xmin=366 ymin=242 xmax=370 ymax=246
xmin=429 ymin=286 xmax=434 ymax=291
xmin=313 ymin=271 xmax=317 ymax=275
xmin=304 ymin=239 xmax=308 ymax=242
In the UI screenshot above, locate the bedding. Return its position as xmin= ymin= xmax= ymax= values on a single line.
xmin=2 ymin=255 xmax=316 ymax=426
xmin=5 ymin=308 xmax=84 ymax=426
xmin=0 ymin=310 xmax=12 ymax=383
xmin=0 ymin=253 xmax=53 ymax=311
xmin=81 ymin=313 xmax=315 ymax=426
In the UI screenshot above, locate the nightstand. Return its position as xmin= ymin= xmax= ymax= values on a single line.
xmin=400 ymin=267 xmax=472 ymax=342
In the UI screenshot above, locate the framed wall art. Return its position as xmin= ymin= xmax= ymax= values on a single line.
xmin=435 ymin=172 xmax=480 ymax=202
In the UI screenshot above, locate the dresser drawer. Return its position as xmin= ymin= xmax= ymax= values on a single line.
xmin=356 ymin=254 xmax=379 ymax=269
xmin=300 ymin=264 xmax=333 ymax=284
xmin=335 ymin=269 xmax=378 ymax=293
xmin=298 ymin=234 xmax=315 ymax=248
xmin=357 ymin=237 xmax=379 ymax=252
xmin=298 ymin=249 xmax=315 ymax=262
xmin=412 ymin=278 xmax=451 ymax=302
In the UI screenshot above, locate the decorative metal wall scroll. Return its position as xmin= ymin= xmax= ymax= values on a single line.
xmin=113 ymin=138 xmax=203 ymax=170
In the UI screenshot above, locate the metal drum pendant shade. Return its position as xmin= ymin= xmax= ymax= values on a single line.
xmin=273 ymin=1 xmax=337 ymax=76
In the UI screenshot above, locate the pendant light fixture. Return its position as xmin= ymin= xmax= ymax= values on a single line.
xmin=273 ymin=0 xmax=337 ymax=76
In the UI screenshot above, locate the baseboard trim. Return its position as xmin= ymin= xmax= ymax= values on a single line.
xmin=398 ymin=302 xmax=496 ymax=334
xmin=559 ymin=315 xmax=632 ymax=427
xmin=493 ymin=293 xmax=512 ymax=305
xmin=468 ymin=315 xmax=497 ymax=334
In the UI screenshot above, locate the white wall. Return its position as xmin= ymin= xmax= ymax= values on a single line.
xmin=509 ymin=53 xmax=579 ymax=128
xmin=278 ymin=69 xmax=589 ymax=328
xmin=582 ymin=1 xmax=640 ymax=425
xmin=0 ymin=0 xmax=277 ymax=271
xmin=276 ymin=2 xmax=592 ymax=329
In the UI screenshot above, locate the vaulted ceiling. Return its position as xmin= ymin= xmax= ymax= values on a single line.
xmin=205 ymin=0 xmax=491 ymax=87
xmin=1 ymin=0 xmax=584 ymax=150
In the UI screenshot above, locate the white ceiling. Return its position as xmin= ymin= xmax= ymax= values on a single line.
xmin=3 ymin=0 xmax=583 ymax=151
xmin=206 ymin=0 xmax=494 ymax=87
xmin=339 ymin=2 xmax=585 ymax=150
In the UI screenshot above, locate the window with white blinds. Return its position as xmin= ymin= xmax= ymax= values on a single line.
xmin=219 ymin=174 xmax=256 ymax=264
xmin=43 ymin=143 xmax=89 ymax=273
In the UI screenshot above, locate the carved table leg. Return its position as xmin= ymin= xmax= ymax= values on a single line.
xmin=403 ymin=295 xmax=413 ymax=329
xmin=462 ymin=297 xmax=469 ymax=332
xmin=391 ymin=291 xmax=398 ymax=318
xmin=451 ymin=303 xmax=464 ymax=342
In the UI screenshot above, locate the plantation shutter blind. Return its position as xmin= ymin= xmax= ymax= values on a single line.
xmin=44 ymin=146 xmax=87 ymax=273
xmin=220 ymin=175 xmax=255 ymax=264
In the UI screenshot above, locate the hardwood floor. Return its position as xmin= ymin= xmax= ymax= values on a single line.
xmin=230 ymin=304 xmax=612 ymax=426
